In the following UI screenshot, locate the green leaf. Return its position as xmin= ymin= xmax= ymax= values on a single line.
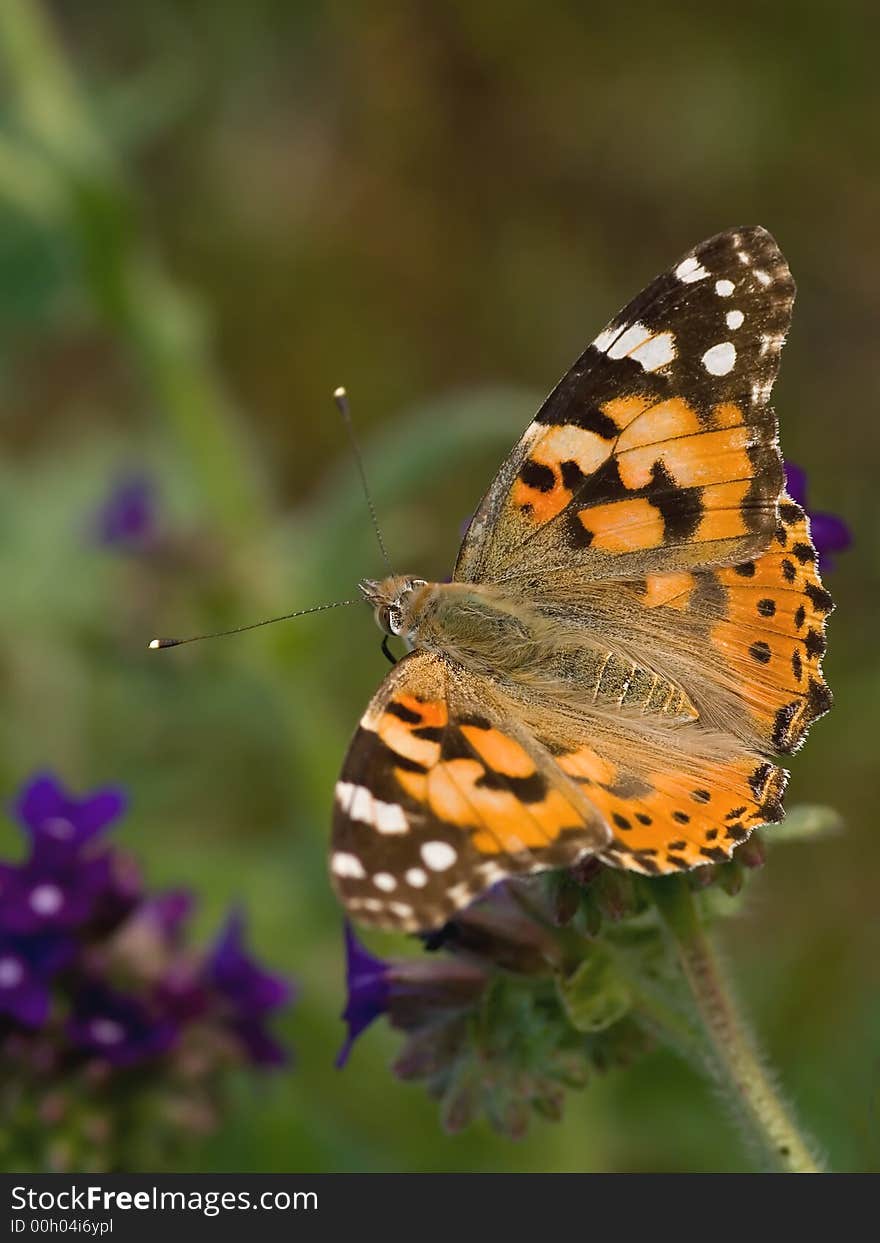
xmin=556 ymin=946 xmax=632 ymax=1033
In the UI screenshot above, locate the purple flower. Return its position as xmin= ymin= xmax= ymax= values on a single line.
xmin=0 ymin=853 xmax=113 ymax=935
xmin=141 ymin=890 xmax=195 ymax=946
xmin=229 ymin=1018 xmax=289 ymax=1067
xmin=336 ymin=922 xmax=487 ymax=1067
xmin=337 ymin=922 xmax=392 ymax=1067
xmin=92 ymin=471 xmax=159 ymax=551
xmin=785 ymin=463 xmax=852 ymax=570
xmin=0 ymin=933 xmax=71 ymax=1028
xmin=206 ymin=911 xmax=293 ymax=1066
xmin=208 ymin=911 xmax=292 ymax=1014
xmin=67 ymin=983 xmax=177 ymax=1067
xmin=14 ymin=773 xmax=126 ymax=864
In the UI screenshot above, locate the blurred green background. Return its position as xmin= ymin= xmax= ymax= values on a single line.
xmin=0 ymin=0 xmax=877 ymax=1172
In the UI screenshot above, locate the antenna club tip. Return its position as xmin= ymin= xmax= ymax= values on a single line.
xmin=148 ymin=638 xmax=161 ymax=649
xmin=333 ymin=385 xmax=347 ymax=400
xmin=148 ymin=637 xmax=179 ymax=650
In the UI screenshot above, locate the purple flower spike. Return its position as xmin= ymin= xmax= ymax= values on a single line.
xmin=784 ymin=462 xmax=852 ymax=570
xmin=15 ymin=773 xmax=127 ymax=863
xmin=336 ymin=922 xmax=391 ymax=1068
xmin=67 ymin=984 xmax=177 ymax=1067
xmin=0 ymin=933 xmax=72 ymax=1028
xmin=207 ymin=910 xmax=293 ymax=1017
xmin=92 ymin=471 xmax=159 ymax=551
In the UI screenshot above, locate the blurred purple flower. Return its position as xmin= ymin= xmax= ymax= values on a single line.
xmin=337 ymin=922 xmax=391 ymax=1068
xmin=14 ymin=772 xmax=126 ymax=864
xmin=141 ymin=890 xmax=195 ymax=945
xmin=207 ymin=910 xmax=294 ymax=1066
xmin=785 ymin=463 xmax=852 ymax=570
xmin=208 ymin=911 xmax=292 ymax=1014
xmin=67 ymin=983 xmax=177 ymax=1067
xmin=92 ymin=471 xmax=159 ymax=551
xmin=0 ymin=853 xmax=113 ymax=936
xmin=155 ymin=963 xmax=209 ymax=1026
xmin=87 ymin=852 xmax=144 ymax=936
xmin=0 ymin=933 xmax=72 ymax=1028
xmin=1 ymin=770 xmax=296 ymax=1096
xmin=229 ymin=1018 xmax=289 ymax=1067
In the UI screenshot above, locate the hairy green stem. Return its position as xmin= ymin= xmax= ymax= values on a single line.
xmin=653 ymin=876 xmax=823 ymax=1173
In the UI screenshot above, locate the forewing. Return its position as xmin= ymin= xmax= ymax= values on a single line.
xmin=455 ymin=226 xmax=794 ymax=584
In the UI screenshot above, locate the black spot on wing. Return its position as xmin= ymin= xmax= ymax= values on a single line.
xmin=474 ymin=769 xmax=548 ymax=804
xmin=803 ymin=582 xmax=833 ymax=614
xmin=536 ymin=401 xmax=620 ymax=439
xmin=385 ymin=701 xmax=423 ymax=725
xmin=560 ymin=459 xmax=588 ymax=492
xmin=519 ymin=460 xmax=556 ymax=492
xmin=791 ymin=542 xmax=815 ymax=564
xmin=701 ymin=846 xmax=729 ymax=862
xmin=804 ymin=628 xmax=826 ymax=658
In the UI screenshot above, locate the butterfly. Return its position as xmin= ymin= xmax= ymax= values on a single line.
xmin=330 ymin=226 xmax=833 ymax=932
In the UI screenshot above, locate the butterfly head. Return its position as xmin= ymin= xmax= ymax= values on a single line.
xmin=359 ymin=575 xmax=429 ymax=638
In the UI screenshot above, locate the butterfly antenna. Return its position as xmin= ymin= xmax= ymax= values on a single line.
xmin=148 ymin=599 xmax=358 ymax=650
xmin=333 ymin=386 xmax=393 ymax=574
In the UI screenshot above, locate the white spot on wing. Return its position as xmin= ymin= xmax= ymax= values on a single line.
xmin=715 ymin=279 xmax=735 ymax=297
xmin=630 ymin=331 xmax=676 ymax=372
xmin=754 ymin=268 xmax=771 ymax=286
xmin=447 ymin=882 xmax=475 ymax=909
xmin=375 ymin=802 xmax=408 ymax=834
xmin=335 ymin=781 xmax=408 ymax=834
xmin=592 ymin=326 xmax=619 ymax=353
xmin=388 ymin=901 xmax=414 ymax=919
xmin=726 ymin=309 xmax=744 ymax=330
xmin=421 ymin=841 xmax=458 ymax=871
xmin=405 ymin=867 xmax=428 ymax=888
xmin=607 ymin=322 xmax=652 ymax=360
xmin=675 ymin=256 xmax=709 ymax=283
xmin=331 ymin=852 xmax=366 ymax=879
xmin=702 ymin=341 xmax=737 ymax=376
xmin=373 ymin=872 xmax=397 ymax=892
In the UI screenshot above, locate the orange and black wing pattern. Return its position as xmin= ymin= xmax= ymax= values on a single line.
xmin=456 ymin=226 xmax=794 ymax=583
xmin=331 ymin=653 xmax=608 ymax=931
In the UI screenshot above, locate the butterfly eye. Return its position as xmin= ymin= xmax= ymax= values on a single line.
xmin=376 ymin=605 xmax=404 ymax=636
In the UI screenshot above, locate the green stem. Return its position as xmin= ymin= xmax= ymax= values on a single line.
xmin=653 ymin=876 xmax=823 ymax=1174
xmin=0 ymin=0 xmax=269 ymax=536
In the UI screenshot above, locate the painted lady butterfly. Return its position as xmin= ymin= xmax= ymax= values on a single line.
xmin=331 ymin=227 xmax=833 ymax=932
